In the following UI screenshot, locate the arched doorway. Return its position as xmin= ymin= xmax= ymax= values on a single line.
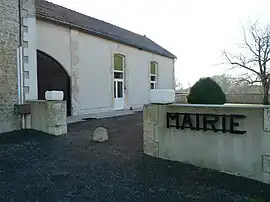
xmin=37 ymin=50 xmax=72 ymax=116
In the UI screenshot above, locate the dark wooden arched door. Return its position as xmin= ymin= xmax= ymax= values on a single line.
xmin=37 ymin=50 xmax=71 ymax=116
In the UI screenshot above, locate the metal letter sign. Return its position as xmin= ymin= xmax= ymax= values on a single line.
xmin=166 ymin=112 xmax=246 ymax=134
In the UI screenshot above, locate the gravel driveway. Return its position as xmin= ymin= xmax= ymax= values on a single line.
xmin=0 ymin=112 xmax=269 ymax=202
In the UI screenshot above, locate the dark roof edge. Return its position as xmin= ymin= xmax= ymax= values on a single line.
xmin=36 ymin=14 xmax=177 ymax=59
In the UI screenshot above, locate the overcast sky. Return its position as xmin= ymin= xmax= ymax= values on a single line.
xmin=50 ymin=0 xmax=270 ymax=87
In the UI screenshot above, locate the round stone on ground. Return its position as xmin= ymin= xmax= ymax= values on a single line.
xmin=93 ymin=127 xmax=108 ymax=142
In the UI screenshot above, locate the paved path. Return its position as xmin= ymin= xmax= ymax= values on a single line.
xmin=67 ymin=109 xmax=141 ymax=124
xmin=0 ymin=112 xmax=269 ymax=201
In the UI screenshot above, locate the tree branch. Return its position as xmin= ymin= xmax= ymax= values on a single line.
xmin=235 ymin=76 xmax=261 ymax=85
xmin=224 ymin=51 xmax=260 ymax=75
xmin=262 ymin=31 xmax=270 ymax=72
xmin=243 ymin=27 xmax=259 ymax=57
xmin=222 ymin=22 xmax=270 ymax=95
xmin=258 ymin=37 xmax=263 ymax=74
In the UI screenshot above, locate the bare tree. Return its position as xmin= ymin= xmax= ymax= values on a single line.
xmin=211 ymin=74 xmax=257 ymax=94
xmin=223 ymin=22 xmax=270 ymax=104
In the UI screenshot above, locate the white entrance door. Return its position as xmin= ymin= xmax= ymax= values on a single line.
xmin=113 ymin=54 xmax=125 ymax=110
xmin=114 ymin=78 xmax=124 ymax=110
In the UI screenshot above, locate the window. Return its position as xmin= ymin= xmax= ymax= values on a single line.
xmin=114 ymin=54 xmax=124 ymax=71
xmin=114 ymin=72 xmax=123 ymax=79
xmin=113 ymin=54 xmax=125 ymax=99
xmin=114 ymin=54 xmax=124 ymax=79
xmin=150 ymin=61 xmax=157 ymax=89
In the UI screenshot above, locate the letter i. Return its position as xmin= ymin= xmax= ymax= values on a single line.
xmin=222 ymin=115 xmax=226 ymax=133
xmin=196 ymin=113 xmax=200 ymax=130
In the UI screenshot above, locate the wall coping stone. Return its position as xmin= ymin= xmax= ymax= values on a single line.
xmin=168 ymin=103 xmax=270 ymax=109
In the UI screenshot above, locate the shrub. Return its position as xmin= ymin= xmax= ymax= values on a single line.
xmin=186 ymin=77 xmax=226 ymax=104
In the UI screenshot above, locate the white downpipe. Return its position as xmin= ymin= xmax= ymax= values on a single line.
xmin=17 ymin=47 xmax=22 ymax=104
xmin=17 ymin=46 xmax=26 ymax=129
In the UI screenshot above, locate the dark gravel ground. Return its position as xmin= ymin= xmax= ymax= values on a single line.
xmin=0 ymin=112 xmax=270 ymax=202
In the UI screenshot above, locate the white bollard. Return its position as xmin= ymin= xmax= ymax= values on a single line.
xmin=45 ymin=90 xmax=64 ymax=101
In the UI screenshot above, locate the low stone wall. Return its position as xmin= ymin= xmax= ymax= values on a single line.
xmin=226 ymin=94 xmax=265 ymax=104
xmin=143 ymin=103 xmax=270 ymax=184
xmin=175 ymin=93 xmax=269 ymax=104
xmin=26 ymin=100 xmax=67 ymax=135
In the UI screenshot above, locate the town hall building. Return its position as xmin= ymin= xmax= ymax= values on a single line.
xmin=34 ymin=0 xmax=176 ymax=116
xmin=0 ymin=0 xmax=176 ymax=133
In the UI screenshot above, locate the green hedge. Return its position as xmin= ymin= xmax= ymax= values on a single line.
xmin=187 ymin=77 xmax=226 ymax=104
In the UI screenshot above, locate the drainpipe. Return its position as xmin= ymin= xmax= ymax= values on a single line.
xmin=17 ymin=0 xmax=26 ymax=129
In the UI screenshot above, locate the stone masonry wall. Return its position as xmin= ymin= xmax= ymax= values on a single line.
xmin=143 ymin=104 xmax=270 ymax=184
xmin=27 ymin=100 xmax=67 ymax=135
xmin=143 ymin=104 xmax=159 ymax=157
xmin=0 ymin=0 xmax=20 ymax=133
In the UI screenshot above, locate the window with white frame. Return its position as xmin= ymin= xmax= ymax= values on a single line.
xmin=114 ymin=54 xmax=124 ymax=78
xmin=150 ymin=61 xmax=157 ymax=89
xmin=113 ymin=53 xmax=125 ymax=98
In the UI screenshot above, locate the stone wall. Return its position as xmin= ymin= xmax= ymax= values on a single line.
xmin=0 ymin=0 xmax=20 ymax=133
xmin=226 ymin=94 xmax=266 ymax=104
xmin=175 ymin=93 xmax=269 ymax=104
xmin=26 ymin=100 xmax=67 ymax=135
xmin=143 ymin=104 xmax=270 ymax=184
